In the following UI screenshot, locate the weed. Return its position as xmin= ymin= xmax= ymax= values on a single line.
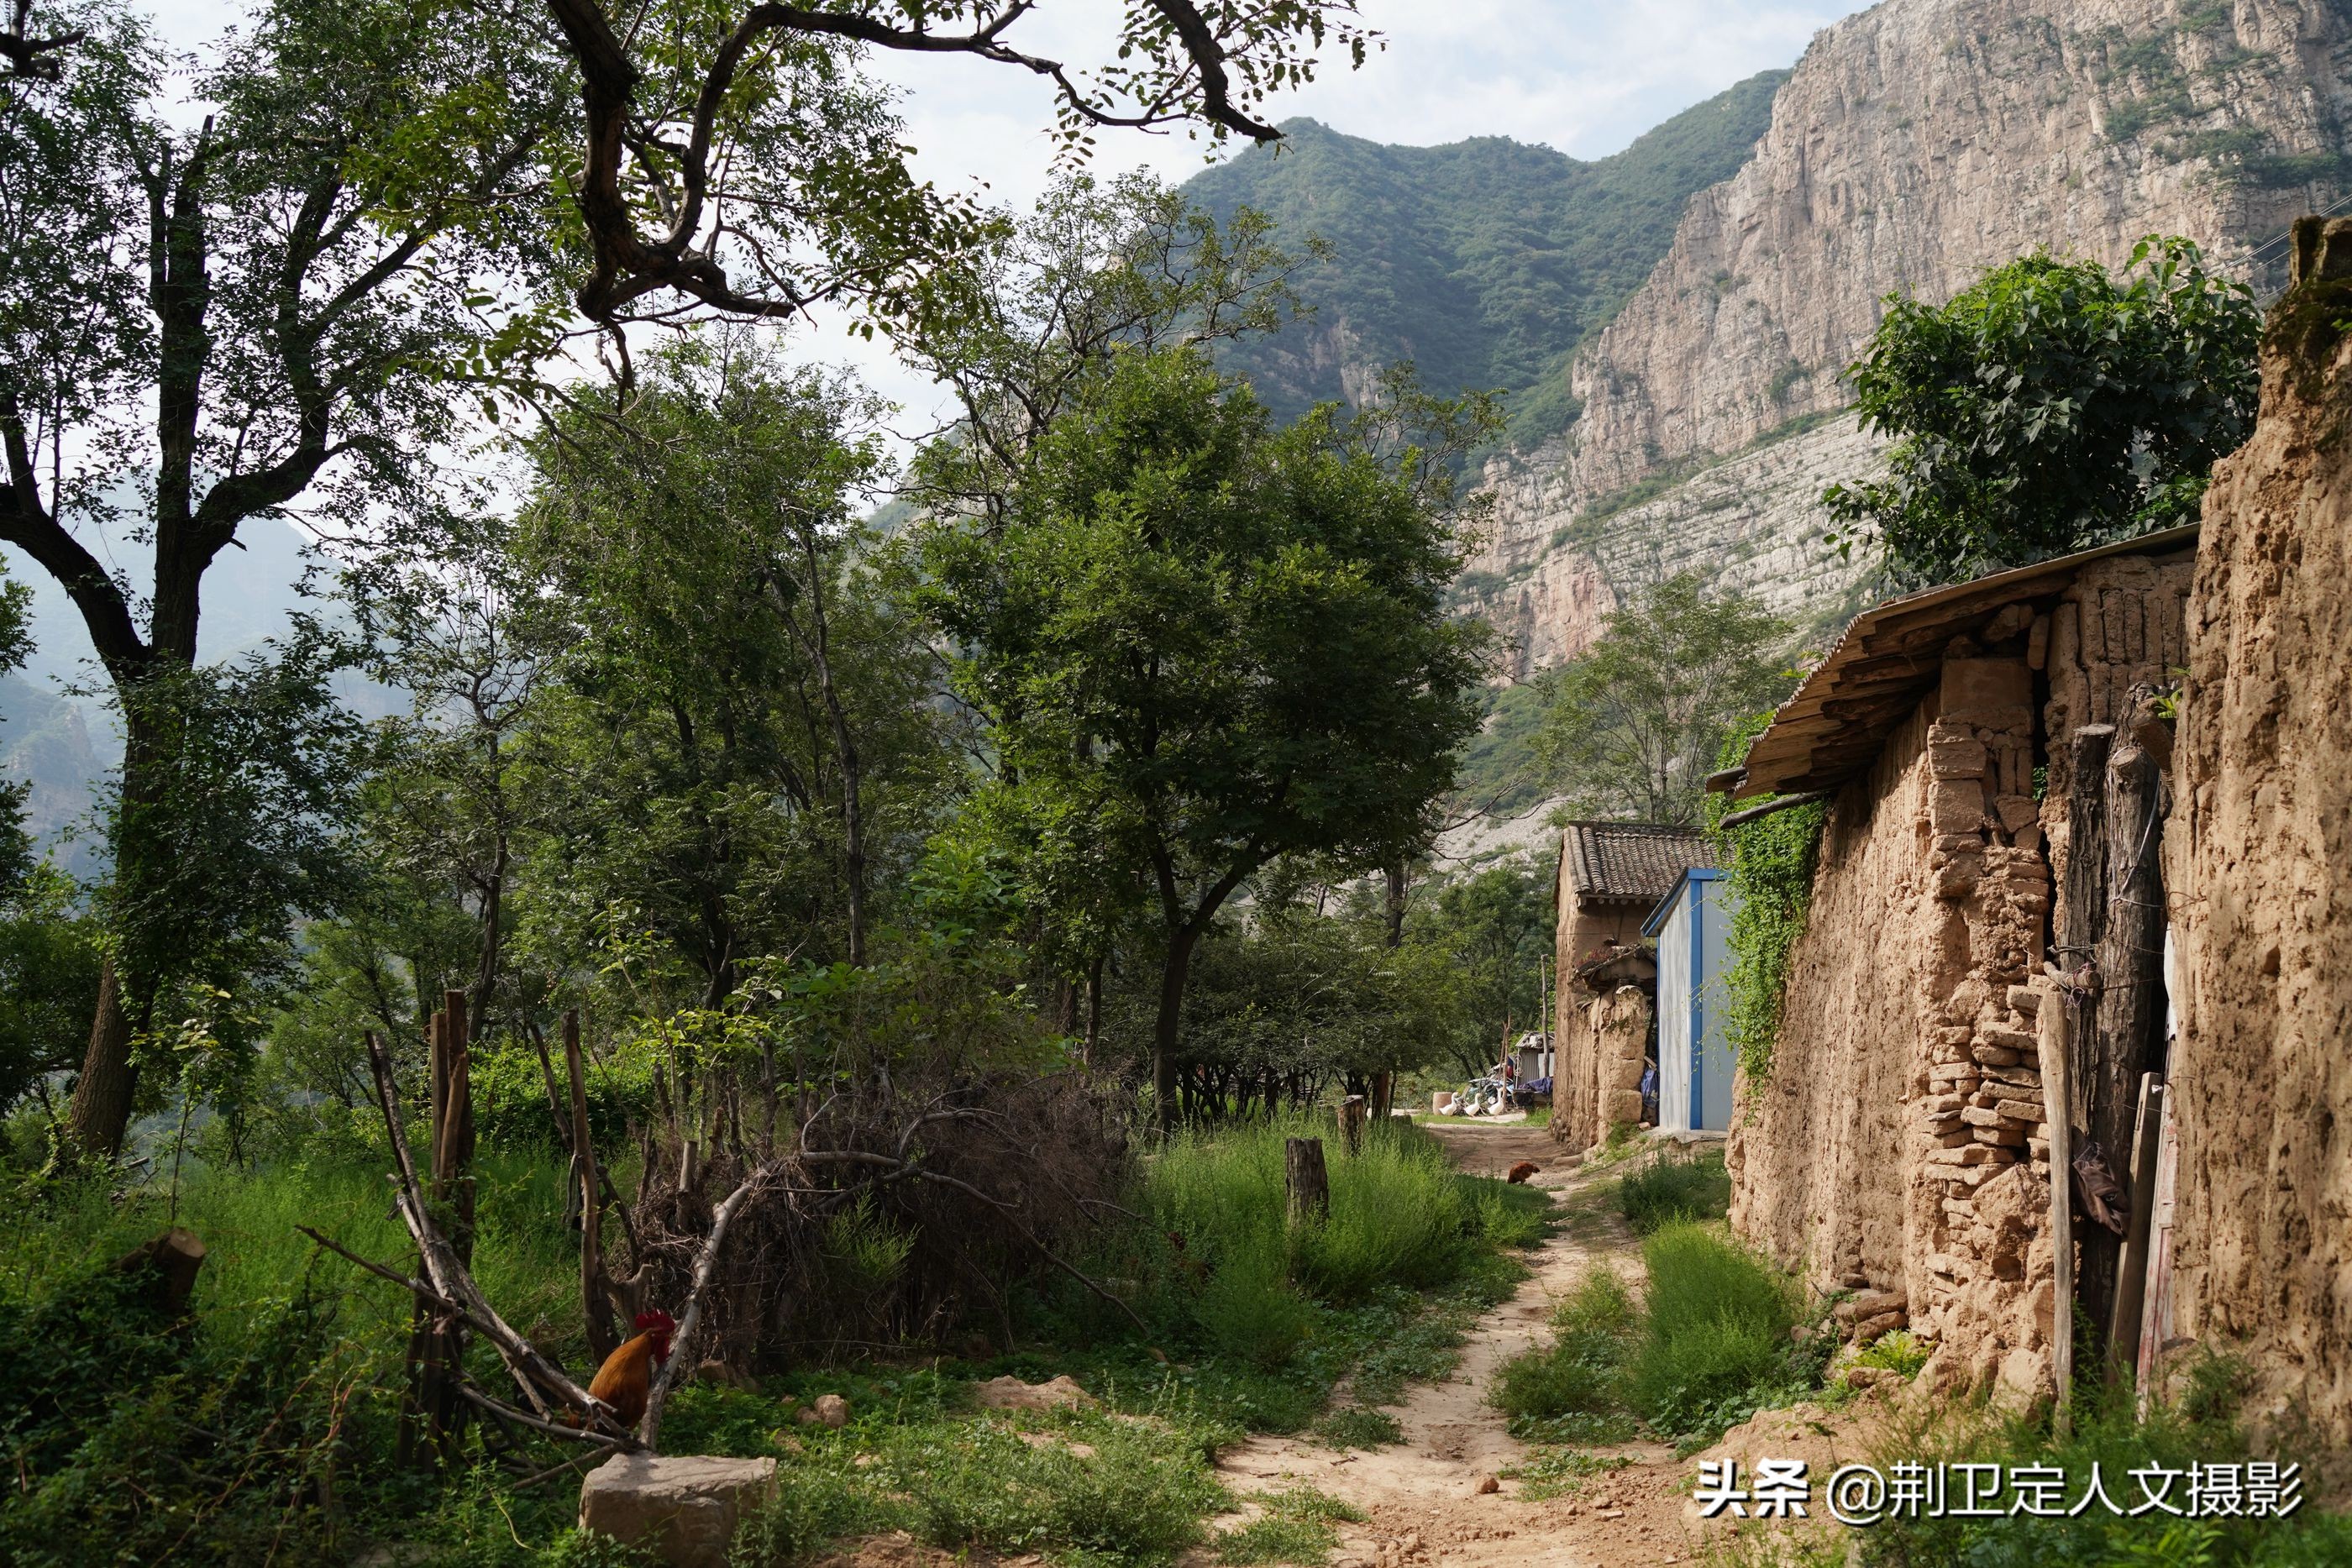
xmin=1215 ymin=1486 xmax=1363 ymax=1566
xmin=1499 ymin=1445 xmax=1633 ymax=1502
xmin=1848 ymin=1329 xmax=1929 ymax=1379
xmin=1311 ymin=1406 xmax=1403 ymax=1448
xmin=1490 ymin=1268 xmax=1639 ymax=1422
xmin=1618 ymin=1149 xmax=1732 ymax=1234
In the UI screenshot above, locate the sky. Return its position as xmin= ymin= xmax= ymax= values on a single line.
xmin=142 ymin=0 xmax=1865 ymax=422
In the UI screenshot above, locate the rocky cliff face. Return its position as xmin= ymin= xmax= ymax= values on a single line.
xmin=1473 ymin=0 xmax=2352 ymax=669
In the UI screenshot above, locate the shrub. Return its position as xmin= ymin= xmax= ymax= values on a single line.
xmin=1617 ymin=1148 xmax=1731 ymax=1234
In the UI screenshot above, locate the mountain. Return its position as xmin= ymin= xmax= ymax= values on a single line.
xmin=1193 ymin=0 xmax=2352 ymax=679
xmin=1182 ymin=71 xmax=1789 ymax=445
xmin=1469 ymin=0 xmax=2352 ymax=672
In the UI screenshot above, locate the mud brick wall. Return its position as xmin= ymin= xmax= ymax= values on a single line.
xmin=1551 ymin=897 xmax=1654 ymax=1151
xmin=2166 ymin=219 xmax=2352 ymax=1470
xmin=1554 ymin=983 xmax=1651 ymax=1152
xmin=1730 ymin=660 xmax=2064 ymax=1402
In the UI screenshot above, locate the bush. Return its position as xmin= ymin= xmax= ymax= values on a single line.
xmin=1617 ymin=1148 xmax=1731 ymax=1234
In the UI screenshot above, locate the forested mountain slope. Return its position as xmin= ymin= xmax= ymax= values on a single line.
xmin=1182 ymin=72 xmax=1788 ymax=445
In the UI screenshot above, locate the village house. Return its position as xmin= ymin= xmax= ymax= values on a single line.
xmin=1546 ymin=821 xmax=1713 ymax=1153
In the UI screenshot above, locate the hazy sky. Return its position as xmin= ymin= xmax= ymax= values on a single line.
xmin=139 ymin=0 xmax=1864 ymax=419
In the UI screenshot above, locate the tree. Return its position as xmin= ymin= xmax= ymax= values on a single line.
xmin=1824 ymin=235 xmax=2260 ymax=588
xmin=0 ymin=0 xmax=563 ymax=1159
xmin=515 ymin=332 xmax=949 ymax=998
xmin=1532 ymin=572 xmax=1793 ymax=828
xmin=1404 ymin=854 xmax=1553 ymax=1079
xmin=533 ymin=0 xmax=1373 ymax=326
xmin=920 ymin=346 xmax=1491 ymax=1130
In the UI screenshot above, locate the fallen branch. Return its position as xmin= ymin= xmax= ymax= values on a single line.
xmin=638 ymin=1159 xmax=773 ymax=1448
xmin=363 ymin=1032 xmax=631 ymax=1442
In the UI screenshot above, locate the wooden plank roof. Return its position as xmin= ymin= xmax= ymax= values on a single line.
xmin=1728 ymin=524 xmax=2200 ymax=800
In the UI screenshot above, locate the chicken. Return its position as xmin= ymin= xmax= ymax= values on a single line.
xmin=1505 ymin=1161 xmax=1541 ymax=1185
xmin=583 ymin=1308 xmax=675 ymax=1430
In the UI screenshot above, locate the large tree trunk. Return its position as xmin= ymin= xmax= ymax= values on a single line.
xmin=64 ymin=957 xmax=139 ymax=1160
xmin=1152 ymin=925 xmax=1202 ymax=1135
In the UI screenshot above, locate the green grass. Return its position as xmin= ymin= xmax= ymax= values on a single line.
xmin=1215 ymin=1485 xmax=1364 ymax=1566
xmin=1850 ymin=1364 xmax=2352 ymax=1567
xmin=1489 ymin=1225 xmax=1828 ymax=1453
xmin=1498 ymin=1445 xmax=1633 ymax=1502
xmin=1618 ymin=1147 xmax=1731 ymax=1234
xmin=0 ymin=1113 xmax=1541 ymax=1566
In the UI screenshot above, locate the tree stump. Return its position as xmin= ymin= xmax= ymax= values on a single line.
xmin=109 ymin=1227 xmax=207 ymax=1316
xmin=1336 ymin=1096 xmax=1367 ymax=1156
xmin=1285 ymin=1137 xmax=1330 ymax=1225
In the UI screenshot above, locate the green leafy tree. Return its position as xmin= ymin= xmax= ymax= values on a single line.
xmin=0 ymin=0 xmax=564 ymax=1159
xmin=1533 ymin=572 xmax=1793 ymax=828
xmin=514 ymin=331 xmax=952 ymax=999
xmin=920 ymin=346 xmax=1492 ymax=1130
xmin=1403 ymin=853 xmax=1553 ymax=1079
xmin=1824 ymin=236 xmax=2260 ymax=587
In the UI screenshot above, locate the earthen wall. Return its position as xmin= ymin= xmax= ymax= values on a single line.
xmin=1551 ymin=896 xmax=1656 ymax=1150
xmin=2166 ymin=225 xmax=2352 ymax=1466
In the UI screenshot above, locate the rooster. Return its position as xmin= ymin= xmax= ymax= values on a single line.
xmin=1506 ymin=1162 xmax=1541 ymax=1185
xmin=578 ymin=1309 xmax=675 ymax=1431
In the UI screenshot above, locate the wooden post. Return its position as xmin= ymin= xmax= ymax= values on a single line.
xmin=2037 ymin=978 xmax=2075 ymax=1436
xmin=399 ymin=1010 xmax=447 ymax=1467
xmin=441 ymin=989 xmax=476 ymax=1266
xmin=1285 ymin=1137 xmax=1330 ymax=1225
xmin=565 ymin=1009 xmax=622 ymax=1363
xmin=2109 ymin=1074 xmax=2166 ymax=1381
xmin=1337 ymin=1095 xmax=1367 ymax=1156
xmin=2082 ymin=739 xmax=2166 ymax=1371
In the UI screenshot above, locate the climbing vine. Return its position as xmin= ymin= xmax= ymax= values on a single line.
xmin=1709 ymin=716 xmax=1828 ymax=1086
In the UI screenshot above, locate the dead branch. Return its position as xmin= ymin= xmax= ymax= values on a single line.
xmin=363 ymin=1031 xmax=632 ymax=1442
xmin=638 ymin=1158 xmax=773 ymax=1448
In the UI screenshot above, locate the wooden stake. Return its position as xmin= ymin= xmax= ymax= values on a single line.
xmin=2038 ymin=978 xmax=2075 ymax=1436
xmin=1337 ymin=1095 xmax=1367 ymax=1156
xmin=1285 ymin=1137 xmax=1330 ymax=1225
xmin=564 ymin=1009 xmax=621 ymax=1363
xmin=2109 ymin=1074 xmax=2166 ymax=1381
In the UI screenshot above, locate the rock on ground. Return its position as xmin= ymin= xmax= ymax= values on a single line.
xmin=579 ymin=1453 xmax=777 ymax=1567
xmin=974 ymin=1374 xmax=1096 ymax=1412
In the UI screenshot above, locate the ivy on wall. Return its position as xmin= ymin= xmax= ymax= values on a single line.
xmin=1709 ymin=716 xmax=1828 ymax=1085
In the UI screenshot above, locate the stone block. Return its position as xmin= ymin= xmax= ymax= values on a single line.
xmin=1928 ymin=734 xmax=1990 ymax=779
xmin=1929 ymin=1143 xmax=1996 ymax=1166
xmin=1974 ymin=1124 xmax=2028 ymax=1146
xmin=1994 ymin=794 xmax=2040 ymax=835
xmin=1993 ymin=1099 xmax=2045 ymax=1124
xmin=1978 ymin=1025 xmax=2038 ymax=1053
xmin=1604 ymin=1088 xmax=1645 ymax=1125
xmin=580 ymin=1455 xmax=777 ymax=1568
xmin=1974 ymin=1046 xmax=2023 ymax=1067
xmin=1927 ymin=779 xmax=1989 ymax=834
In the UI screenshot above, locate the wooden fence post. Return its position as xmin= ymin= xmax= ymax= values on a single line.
xmin=2037 ymin=978 xmax=2075 ymax=1435
xmin=1337 ymin=1095 xmax=1367 ymax=1156
xmin=1285 ymin=1137 xmax=1330 ymax=1225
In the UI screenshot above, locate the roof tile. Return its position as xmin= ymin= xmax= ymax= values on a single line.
xmin=1559 ymin=821 xmax=1715 ymax=903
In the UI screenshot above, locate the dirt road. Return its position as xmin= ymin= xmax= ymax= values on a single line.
xmin=1211 ymin=1123 xmax=1764 ymax=1568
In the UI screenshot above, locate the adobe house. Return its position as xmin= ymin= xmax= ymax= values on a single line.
xmin=1548 ymin=821 xmax=1714 ymax=1152
xmin=1714 ymin=523 xmax=2196 ymax=1403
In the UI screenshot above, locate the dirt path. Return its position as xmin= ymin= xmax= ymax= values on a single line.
xmin=1212 ymin=1124 xmax=1706 ymax=1568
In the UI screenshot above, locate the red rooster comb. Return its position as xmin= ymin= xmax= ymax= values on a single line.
xmin=635 ymin=1309 xmax=676 ymax=1335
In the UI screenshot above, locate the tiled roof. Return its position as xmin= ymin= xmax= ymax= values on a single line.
xmin=1559 ymin=821 xmax=1715 ymax=903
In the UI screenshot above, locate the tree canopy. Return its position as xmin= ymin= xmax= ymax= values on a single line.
xmin=1824 ymin=235 xmax=2260 ymax=588
xmin=1533 ymin=572 xmax=1793 ymax=828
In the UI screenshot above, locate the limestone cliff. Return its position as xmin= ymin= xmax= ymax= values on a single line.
xmin=1472 ymin=0 xmax=2352 ymax=669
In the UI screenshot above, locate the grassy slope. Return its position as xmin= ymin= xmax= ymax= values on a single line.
xmin=1182 ymin=71 xmax=1788 ymax=447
